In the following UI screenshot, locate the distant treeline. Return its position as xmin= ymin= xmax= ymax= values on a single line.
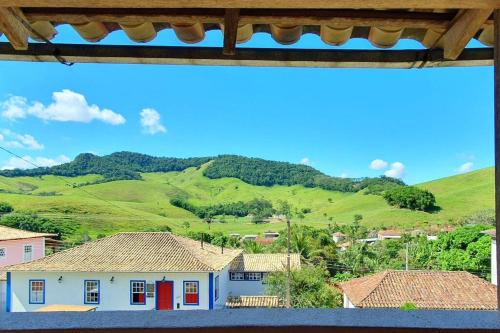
xmin=0 ymin=152 xmax=406 ymax=195
xmin=170 ymin=197 xmax=274 ymax=221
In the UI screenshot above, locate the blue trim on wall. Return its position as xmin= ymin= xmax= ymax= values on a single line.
xmin=155 ymin=280 xmax=174 ymax=310
xmin=130 ymin=280 xmax=147 ymax=305
xmin=214 ymin=275 xmax=219 ymax=301
xmin=208 ymin=273 xmax=214 ymax=310
xmin=183 ymin=280 xmax=200 ymax=306
xmin=6 ymin=272 xmax=11 ymax=312
xmin=84 ymin=280 xmax=100 ymax=305
xmin=28 ymin=279 xmax=45 ymax=305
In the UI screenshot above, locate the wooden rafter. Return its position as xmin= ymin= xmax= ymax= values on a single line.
xmin=0 ymin=7 xmax=29 ymax=50
xmin=0 ymin=0 xmax=499 ymax=9
xmin=439 ymin=9 xmax=493 ymax=59
xmin=0 ymin=43 xmax=492 ymax=68
xmin=223 ymin=9 xmax=239 ymax=55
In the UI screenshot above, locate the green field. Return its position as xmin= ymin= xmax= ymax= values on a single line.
xmin=0 ymin=165 xmax=494 ymax=242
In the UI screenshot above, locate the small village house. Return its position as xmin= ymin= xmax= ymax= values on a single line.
xmin=377 ymin=230 xmax=402 ymax=241
xmin=5 ymin=232 xmax=301 ymax=312
xmin=332 ymin=232 xmax=345 ymax=243
xmin=228 ymin=253 xmax=301 ymax=296
xmin=340 ymin=270 xmax=497 ymax=310
xmin=0 ymin=226 xmax=56 ymax=312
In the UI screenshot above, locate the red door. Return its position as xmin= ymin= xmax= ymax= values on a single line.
xmin=156 ymin=281 xmax=174 ymax=310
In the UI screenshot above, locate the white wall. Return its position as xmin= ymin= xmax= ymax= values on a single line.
xmin=343 ymin=294 xmax=355 ymax=308
xmin=227 ymin=279 xmax=265 ymax=296
xmin=214 ymin=265 xmax=229 ymax=309
xmin=10 ymin=271 xmax=217 ymax=312
xmin=0 ymin=280 xmax=5 ymax=312
xmin=492 ymin=239 xmax=497 ymax=285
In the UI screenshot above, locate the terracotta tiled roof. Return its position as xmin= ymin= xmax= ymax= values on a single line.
xmin=0 ymin=270 xmax=6 ymax=281
xmin=482 ymin=229 xmax=496 ymax=238
xmin=378 ymin=229 xmax=401 ymax=237
xmin=0 ymin=225 xmax=56 ymax=241
xmin=17 ymin=8 xmax=495 ymax=50
xmin=229 ymin=253 xmax=301 ymax=272
xmin=6 ymin=232 xmax=242 ymax=273
xmin=340 ymin=270 xmax=497 ymax=310
xmin=225 ymin=296 xmax=283 ymax=308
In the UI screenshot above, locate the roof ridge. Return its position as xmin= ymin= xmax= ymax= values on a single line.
xmin=169 ymin=234 xmax=218 ymax=271
xmin=356 ymin=270 xmax=391 ymax=306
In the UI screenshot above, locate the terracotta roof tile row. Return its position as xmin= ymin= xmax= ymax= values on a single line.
xmin=229 ymin=253 xmax=301 ymax=272
xmin=225 ymin=296 xmax=283 ymax=308
xmin=340 ymin=270 xmax=497 ymax=310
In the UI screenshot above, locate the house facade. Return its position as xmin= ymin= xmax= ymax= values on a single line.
xmin=5 ymin=232 xmax=301 ymax=312
xmin=340 ymin=270 xmax=497 ymax=310
xmin=0 ymin=226 xmax=55 ymax=312
xmin=483 ymin=229 xmax=497 ymax=285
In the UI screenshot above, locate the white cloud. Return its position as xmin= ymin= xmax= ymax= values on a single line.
xmin=1 ymin=90 xmax=126 ymax=125
xmin=384 ymin=162 xmax=405 ymax=179
xmin=369 ymin=159 xmax=388 ymax=170
xmin=140 ymin=108 xmax=166 ymax=135
xmin=0 ymin=129 xmax=44 ymax=150
xmin=456 ymin=162 xmax=474 ymax=174
xmin=1 ymin=155 xmax=70 ymax=170
xmin=300 ymin=157 xmax=311 ymax=166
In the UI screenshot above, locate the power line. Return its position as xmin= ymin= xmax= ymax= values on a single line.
xmin=0 ymin=145 xmax=144 ymax=217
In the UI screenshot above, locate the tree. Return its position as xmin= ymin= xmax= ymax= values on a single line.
xmin=383 ymin=186 xmax=436 ymax=212
xmin=182 ymin=221 xmax=191 ymax=233
xmin=0 ymin=202 xmax=13 ymax=215
xmin=266 ymin=266 xmax=341 ymax=308
xmin=242 ymin=240 xmax=264 ymax=253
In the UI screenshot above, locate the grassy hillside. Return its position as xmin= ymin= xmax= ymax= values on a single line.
xmin=0 ymin=165 xmax=494 ymax=242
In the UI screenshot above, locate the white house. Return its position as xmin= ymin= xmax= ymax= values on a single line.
xmin=5 ymin=232 xmax=301 ymax=312
xmin=377 ymin=230 xmax=402 ymax=240
xmin=0 ymin=226 xmax=56 ymax=312
xmin=228 ymin=253 xmax=301 ymax=296
xmin=482 ymin=229 xmax=497 ymax=285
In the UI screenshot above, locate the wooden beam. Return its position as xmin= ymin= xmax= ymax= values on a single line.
xmin=22 ymin=8 xmax=459 ymax=29
xmin=223 ymin=9 xmax=239 ymax=55
xmin=440 ymin=9 xmax=493 ymax=60
xmin=0 ymin=1 xmax=499 ymax=9
xmin=0 ymin=42 xmax=492 ymax=68
xmin=494 ymin=8 xmax=500 ymax=306
xmin=0 ymin=7 xmax=29 ymax=50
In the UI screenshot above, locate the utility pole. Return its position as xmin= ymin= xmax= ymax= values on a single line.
xmin=286 ymin=217 xmax=291 ymax=308
xmin=405 ymin=242 xmax=409 ymax=271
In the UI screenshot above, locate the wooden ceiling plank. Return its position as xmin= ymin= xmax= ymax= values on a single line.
xmin=0 ymin=7 xmax=29 ymax=50
xmin=0 ymin=0 xmax=499 ymax=9
xmin=222 ymin=9 xmax=239 ymax=55
xmin=440 ymin=8 xmax=493 ymax=59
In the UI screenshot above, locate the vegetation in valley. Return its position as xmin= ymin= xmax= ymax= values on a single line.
xmin=383 ymin=186 xmax=437 ymax=212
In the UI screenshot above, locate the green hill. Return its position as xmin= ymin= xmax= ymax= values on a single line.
xmin=0 ymin=159 xmax=493 ymax=242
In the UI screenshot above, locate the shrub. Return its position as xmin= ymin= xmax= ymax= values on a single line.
xmin=0 ymin=202 xmax=13 ymax=215
xmin=383 ymin=186 xmax=436 ymax=212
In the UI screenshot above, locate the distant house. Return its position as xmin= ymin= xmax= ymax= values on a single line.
xmin=482 ymin=229 xmax=497 ymax=285
xmin=377 ymin=230 xmax=401 ymax=240
xmin=0 ymin=226 xmax=56 ymax=312
xmin=6 ymin=232 xmax=242 ymax=312
xmin=336 ymin=241 xmax=352 ymax=251
xmin=332 ymin=232 xmax=345 ymax=243
xmin=228 ymin=253 xmax=301 ymax=296
xmin=263 ymin=231 xmax=280 ymax=240
xmin=340 ymin=270 xmax=497 ymax=310
xmin=241 ymin=235 xmax=258 ymax=242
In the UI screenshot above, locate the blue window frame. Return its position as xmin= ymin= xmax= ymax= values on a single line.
xmin=183 ymin=281 xmax=199 ymax=305
xmin=214 ymin=275 xmax=219 ymax=301
xmin=29 ymin=279 xmax=45 ymax=304
xmin=130 ymin=280 xmax=146 ymax=305
xmin=84 ymin=280 xmax=100 ymax=304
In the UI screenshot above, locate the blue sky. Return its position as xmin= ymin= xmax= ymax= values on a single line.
xmin=0 ymin=25 xmax=494 ymax=185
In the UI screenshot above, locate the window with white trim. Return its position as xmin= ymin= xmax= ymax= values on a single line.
xmin=246 ymin=272 xmax=262 ymax=281
xmin=215 ymin=275 xmax=220 ymax=301
xmin=184 ymin=281 xmax=199 ymax=305
xmin=84 ymin=280 xmax=100 ymax=304
xmin=0 ymin=247 xmax=5 ymax=259
xmin=23 ymin=245 xmax=33 ymax=262
xmin=131 ymin=281 xmax=146 ymax=305
xmin=29 ymin=280 xmax=45 ymax=304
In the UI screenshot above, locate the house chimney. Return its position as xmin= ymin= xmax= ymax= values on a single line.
xmin=201 ymin=233 xmax=204 ymax=249
xmin=221 ymin=243 xmax=224 ymax=254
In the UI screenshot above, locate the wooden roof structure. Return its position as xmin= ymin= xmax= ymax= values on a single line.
xmin=0 ymin=1 xmax=499 ymax=68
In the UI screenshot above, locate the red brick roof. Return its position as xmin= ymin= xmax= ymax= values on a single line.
xmin=340 ymin=270 xmax=497 ymax=310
